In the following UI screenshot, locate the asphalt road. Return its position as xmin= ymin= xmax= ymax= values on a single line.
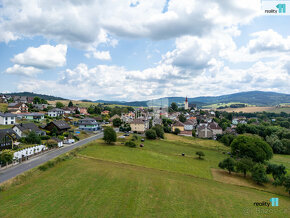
xmin=0 ymin=132 xmax=103 ymax=184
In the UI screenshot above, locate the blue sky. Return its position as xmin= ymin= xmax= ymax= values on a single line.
xmin=0 ymin=0 xmax=289 ymax=101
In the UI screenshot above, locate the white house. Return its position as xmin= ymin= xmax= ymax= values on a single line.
xmin=48 ymin=108 xmax=64 ymax=117
xmin=184 ymin=120 xmax=195 ymax=131
xmin=0 ymin=113 xmax=17 ymax=125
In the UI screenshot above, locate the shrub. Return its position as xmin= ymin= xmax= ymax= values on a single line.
xmin=284 ymin=176 xmax=290 ymax=195
xmin=103 ymin=127 xmax=117 ymax=144
xmin=230 ymin=134 xmax=273 ymax=163
xmin=0 ymin=150 xmax=14 ymax=165
xmin=251 ymin=163 xmax=268 ymax=185
xmin=145 ymin=129 xmax=157 ymax=139
xmin=174 ymin=128 xmax=181 ymax=135
xmin=152 ymin=125 xmax=164 ymax=138
xmin=40 ymin=135 xmax=50 ymax=140
xmin=196 ymin=151 xmax=205 ymax=159
xmin=25 ymin=131 xmax=41 ymax=144
xmin=125 ymin=141 xmax=136 ymax=148
xmin=46 ymin=139 xmax=58 ymax=149
xmin=219 ymin=158 xmax=235 ymax=174
xmin=192 ymin=130 xmax=196 ymax=137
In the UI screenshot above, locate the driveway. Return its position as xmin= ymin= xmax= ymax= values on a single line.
xmin=0 ymin=132 xmax=103 ymax=184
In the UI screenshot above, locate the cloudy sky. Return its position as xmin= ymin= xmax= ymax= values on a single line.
xmin=0 ymin=0 xmax=290 ymax=101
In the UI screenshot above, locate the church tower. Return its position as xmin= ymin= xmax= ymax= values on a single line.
xmin=184 ymin=96 xmax=189 ymax=110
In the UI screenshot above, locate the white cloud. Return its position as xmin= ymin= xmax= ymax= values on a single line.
xmin=86 ymin=51 xmax=111 ymax=60
xmin=0 ymin=0 xmax=260 ymax=46
xmin=11 ymin=44 xmax=67 ymax=69
xmin=5 ymin=64 xmax=41 ymax=76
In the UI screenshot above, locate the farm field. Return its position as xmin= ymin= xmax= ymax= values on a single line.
xmin=0 ymin=134 xmax=290 ymax=217
xmin=217 ymin=106 xmax=290 ymax=113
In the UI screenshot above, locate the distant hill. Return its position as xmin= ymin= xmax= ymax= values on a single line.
xmin=94 ymin=91 xmax=290 ymax=107
xmin=0 ymin=92 xmax=66 ymax=101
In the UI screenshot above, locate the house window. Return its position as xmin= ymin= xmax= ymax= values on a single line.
xmin=11 ymin=121 xmax=14 ymax=124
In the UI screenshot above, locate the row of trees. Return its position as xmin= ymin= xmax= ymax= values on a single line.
xmin=218 ymin=134 xmax=290 ymax=195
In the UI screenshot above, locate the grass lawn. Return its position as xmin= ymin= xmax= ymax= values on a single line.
xmin=0 ymin=103 xmax=8 ymax=112
xmin=0 ymin=134 xmax=289 ymax=217
xmin=1 ymin=157 xmax=289 ymax=218
xmin=0 ymin=124 xmax=13 ymax=129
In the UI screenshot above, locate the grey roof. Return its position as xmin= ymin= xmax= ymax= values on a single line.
xmin=0 ymin=112 xmax=17 ymax=117
xmin=14 ymin=123 xmax=43 ymax=132
xmin=18 ymin=113 xmax=44 ymax=117
xmin=48 ymin=108 xmax=64 ymax=112
xmin=51 ymin=120 xmax=71 ymax=130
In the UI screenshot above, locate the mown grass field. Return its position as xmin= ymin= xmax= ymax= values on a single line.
xmin=0 ymin=134 xmax=290 ymax=217
xmin=0 ymin=103 xmax=8 ymax=112
xmin=216 ymin=106 xmax=290 ymax=114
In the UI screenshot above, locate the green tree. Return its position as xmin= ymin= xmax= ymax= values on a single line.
xmin=178 ymin=114 xmax=186 ymax=123
xmin=283 ymin=176 xmax=290 ymax=195
xmin=251 ymin=163 xmax=268 ymax=185
xmin=230 ymin=134 xmax=273 ymax=163
xmin=112 ymin=118 xmax=122 ymax=127
xmin=103 ymin=127 xmax=117 ymax=144
xmin=266 ymin=163 xmax=287 ymax=181
xmin=236 ymin=158 xmax=254 ymax=178
xmin=33 ymin=96 xmax=41 ymax=104
xmin=266 ymin=134 xmax=285 ymax=154
xmin=25 ymin=131 xmax=41 ymax=144
xmin=152 ymin=125 xmax=164 ymax=138
xmin=56 ymin=102 xmax=65 ymax=108
xmin=281 ymin=139 xmax=290 ymax=154
xmin=125 ymin=141 xmax=136 ymax=148
xmin=46 ymin=139 xmax=58 ymax=149
xmin=145 ymin=129 xmax=157 ymax=139
xmin=218 ymin=158 xmax=235 ymax=174
xmin=0 ymin=150 xmax=14 ymax=164
xmin=173 ymin=128 xmax=181 ymax=135
xmin=196 ymin=151 xmax=205 ymax=159
xmin=170 ymin=102 xmax=178 ymax=112
xmin=192 ymin=130 xmax=196 ymax=137
xmin=68 ymin=101 xmax=73 ymax=107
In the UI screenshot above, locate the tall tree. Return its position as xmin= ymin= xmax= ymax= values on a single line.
xmin=68 ymin=101 xmax=73 ymax=107
xmin=219 ymin=158 xmax=235 ymax=174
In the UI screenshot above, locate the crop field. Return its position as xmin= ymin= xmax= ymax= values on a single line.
xmin=0 ymin=134 xmax=289 ymax=217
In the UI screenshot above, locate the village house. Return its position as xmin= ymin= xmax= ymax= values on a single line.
xmin=17 ymin=112 xmax=45 ymax=121
xmin=232 ymin=116 xmax=247 ymax=125
xmin=79 ymin=107 xmax=89 ymax=115
xmin=184 ymin=120 xmax=195 ymax=131
xmin=197 ymin=125 xmax=213 ymax=138
xmin=130 ymin=119 xmax=148 ymax=133
xmin=153 ymin=118 xmax=162 ymax=126
xmin=109 ymin=114 xmax=121 ymax=122
xmin=44 ymin=120 xmax=71 ymax=134
xmin=172 ymin=120 xmax=185 ymax=132
xmin=8 ymin=103 xmax=29 ymax=114
xmin=0 ymin=129 xmax=17 ymax=150
xmin=13 ymin=123 xmax=46 ymax=138
xmin=101 ymin=110 xmax=110 ymax=116
xmin=208 ymin=122 xmax=223 ymax=136
xmin=78 ymin=117 xmax=99 ymax=131
xmin=33 ymin=103 xmax=48 ymax=111
xmin=0 ymin=112 xmax=17 ymax=125
xmin=121 ymin=112 xmax=135 ymax=123
xmin=48 ymin=108 xmax=64 ymax=117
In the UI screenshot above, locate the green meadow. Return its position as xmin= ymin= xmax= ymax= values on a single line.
xmin=0 ymin=134 xmax=290 ymax=217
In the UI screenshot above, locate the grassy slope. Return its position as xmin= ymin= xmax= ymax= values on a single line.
xmin=1 ymin=158 xmax=289 ymax=218
xmin=0 ymin=134 xmax=289 ymax=217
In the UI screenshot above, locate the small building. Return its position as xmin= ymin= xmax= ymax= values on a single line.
xmin=197 ymin=125 xmax=213 ymax=138
xmin=0 ymin=112 xmax=17 ymax=125
xmin=13 ymin=123 xmax=46 ymax=138
xmin=78 ymin=118 xmax=99 ymax=131
xmin=109 ymin=114 xmax=120 ymax=122
xmin=172 ymin=120 xmax=185 ymax=132
xmin=79 ymin=107 xmax=89 ymax=115
xmin=0 ymin=129 xmax=18 ymax=150
xmin=17 ymin=112 xmax=45 ymax=121
xmin=184 ymin=120 xmax=195 ymax=131
xmin=33 ymin=104 xmax=48 ymax=110
xmin=208 ymin=122 xmax=223 ymax=136
xmin=130 ymin=119 xmax=148 ymax=133
xmin=7 ymin=103 xmax=29 ymax=114
xmin=48 ymin=108 xmax=64 ymax=117
xmin=101 ymin=110 xmax=110 ymax=116
xmin=44 ymin=120 xmax=71 ymax=134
